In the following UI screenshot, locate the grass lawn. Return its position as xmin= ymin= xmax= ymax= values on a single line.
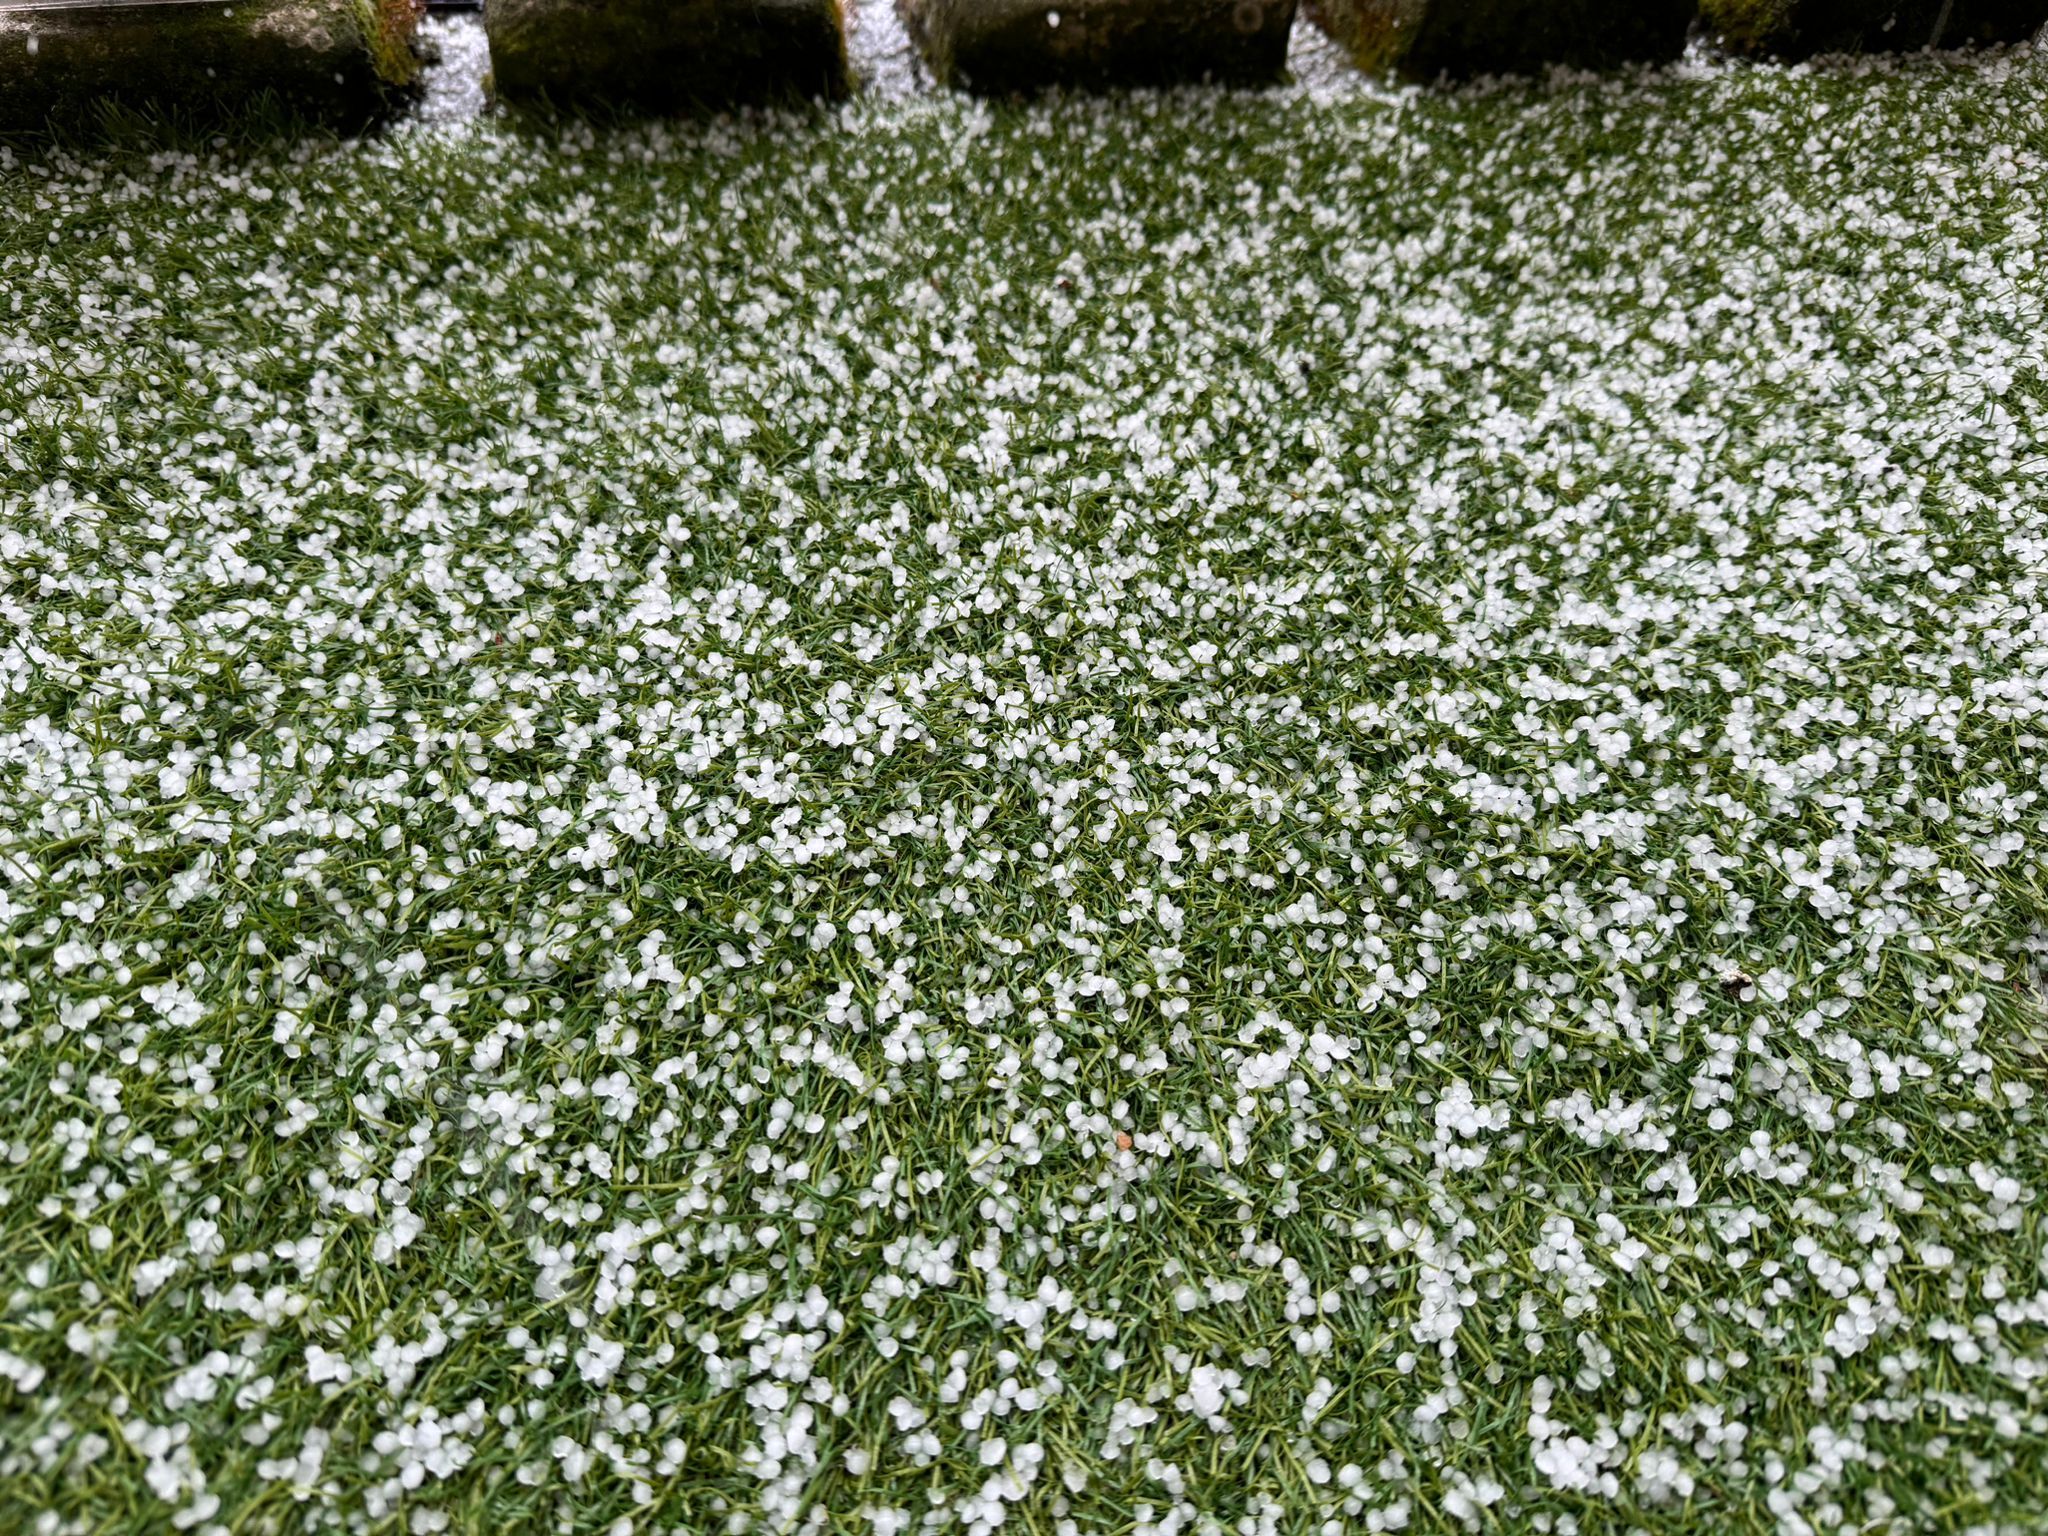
xmin=4 ymin=44 xmax=2048 ymax=1536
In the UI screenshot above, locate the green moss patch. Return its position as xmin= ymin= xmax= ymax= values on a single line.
xmin=0 ymin=0 xmax=422 ymax=134
xmin=903 ymin=0 xmax=1298 ymax=94
xmin=484 ymin=0 xmax=850 ymax=114
xmin=1304 ymin=0 xmax=1692 ymax=79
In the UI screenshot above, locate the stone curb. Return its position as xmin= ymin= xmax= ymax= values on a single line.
xmin=0 ymin=0 xmax=423 ymax=132
xmin=1696 ymin=0 xmax=2048 ymax=59
xmin=1302 ymin=0 xmax=1694 ymax=81
xmin=484 ymin=0 xmax=851 ymax=113
xmin=902 ymin=0 xmax=1299 ymax=94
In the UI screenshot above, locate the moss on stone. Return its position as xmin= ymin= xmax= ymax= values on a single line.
xmin=0 ymin=0 xmax=422 ymax=133
xmin=903 ymin=0 xmax=1298 ymax=94
xmin=484 ymin=0 xmax=849 ymax=114
xmin=351 ymin=0 xmax=423 ymax=87
xmin=1303 ymin=0 xmax=1692 ymax=79
xmin=1697 ymin=0 xmax=2048 ymax=56
xmin=1694 ymin=0 xmax=1799 ymax=54
xmin=1299 ymin=0 xmax=1421 ymax=73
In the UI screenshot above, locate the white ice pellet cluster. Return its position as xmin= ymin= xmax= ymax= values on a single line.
xmin=3 ymin=32 xmax=2048 ymax=1536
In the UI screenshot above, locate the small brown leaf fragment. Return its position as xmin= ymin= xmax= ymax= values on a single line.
xmin=1115 ymin=1132 xmax=1133 ymax=1151
xmin=1721 ymin=971 xmax=1753 ymax=1000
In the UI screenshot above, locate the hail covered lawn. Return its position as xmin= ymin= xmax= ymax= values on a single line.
xmin=4 ymin=44 xmax=2048 ymax=1536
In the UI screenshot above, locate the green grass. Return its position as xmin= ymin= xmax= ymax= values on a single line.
xmin=3 ymin=44 xmax=2048 ymax=1536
